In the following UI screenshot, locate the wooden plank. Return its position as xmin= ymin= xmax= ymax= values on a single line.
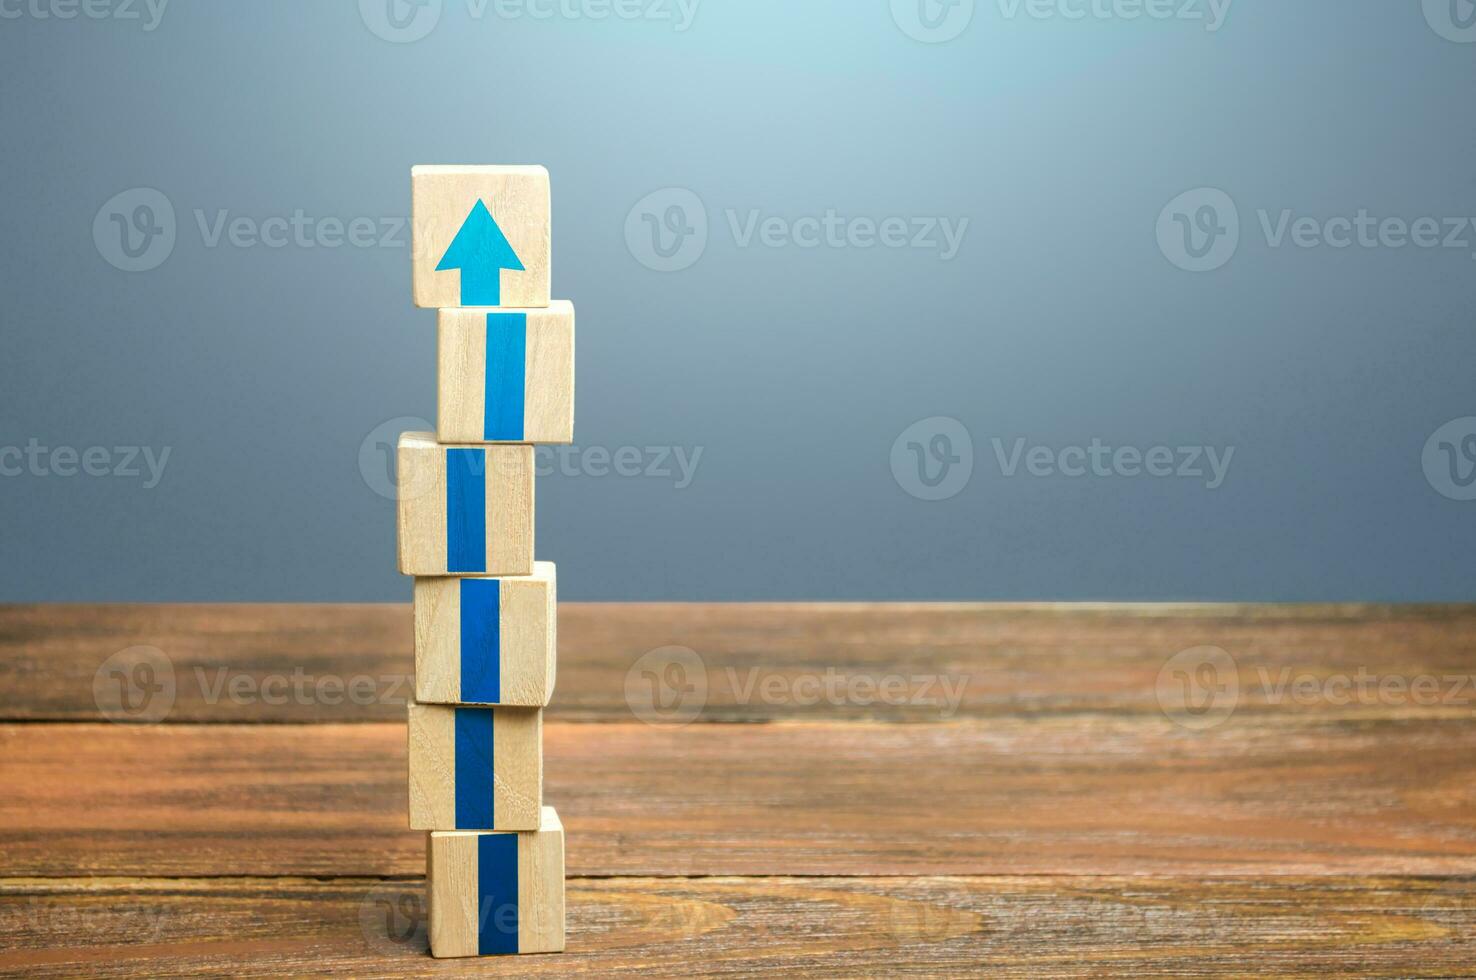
xmin=3 ymin=719 xmax=1475 ymax=878
xmin=4 ymin=603 xmax=1476 ymax=723
xmin=0 ymin=604 xmax=413 ymax=723
xmin=1 ymin=875 xmax=1473 ymax=978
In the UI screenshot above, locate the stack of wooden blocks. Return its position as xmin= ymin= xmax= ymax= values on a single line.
xmin=398 ymin=165 xmax=571 ymax=959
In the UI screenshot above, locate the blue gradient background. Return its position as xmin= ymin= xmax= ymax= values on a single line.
xmin=1 ymin=0 xmax=1473 ymax=601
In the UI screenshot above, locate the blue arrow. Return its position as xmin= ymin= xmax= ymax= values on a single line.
xmin=436 ymin=199 xmax=525 ymax=306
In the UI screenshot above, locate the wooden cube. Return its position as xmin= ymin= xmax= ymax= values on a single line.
xmin=415 ymin=563 xmax=557 ymax=708
xmin=412 ymin=165 xmax=551 ymax=310
xmin=427 ymin=808 xmax=565 ymax=958
xmin=438 ymin=302 xmax=574 ymax=444
xmin=408 ymin=702 xmax=541 ymax=831
xmin=397 ymin=432 xmax=533 ymax=577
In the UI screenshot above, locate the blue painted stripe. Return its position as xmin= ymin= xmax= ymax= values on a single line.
xmin=477 ymin=832 xmax=520 ymax=955
xmin=459 ymin=578 xmax=501 ymax=704
xmin=483 ymin=313 xmax=527 ymax=442
xmin=446 ymin=448 xmax=486 ymax=574
xmin=453 ymin=708 xmax=495 ymax=830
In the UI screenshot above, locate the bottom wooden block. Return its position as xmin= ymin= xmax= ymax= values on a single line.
xmin=427 ymin=807 xmax=566 ymax=958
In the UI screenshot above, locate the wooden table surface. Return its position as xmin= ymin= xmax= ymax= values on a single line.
xmin=2 ymin=603 xmax=1475 ymax=977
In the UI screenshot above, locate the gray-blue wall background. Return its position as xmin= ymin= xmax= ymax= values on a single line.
xmin=2 ymin=0 xmax=1474 ymax=601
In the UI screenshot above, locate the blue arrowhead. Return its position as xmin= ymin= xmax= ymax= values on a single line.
xmin=436 ymin=199 xmax=525 ymax=306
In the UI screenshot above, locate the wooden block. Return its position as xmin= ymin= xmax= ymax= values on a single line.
xmin=415 ymin=563 xmax=557 ymax=708
xmin=412 ymin=165 xmax=551 ymax=310
xmin=427 ymin=807 xmax=565 ymax=958
xmin=407 ymin=702 xmax=542 ymax=831
xmin=396 ymin=432 xmax=533 ymax=577
xmin=438 ymin=302 xmax=575 ymax=444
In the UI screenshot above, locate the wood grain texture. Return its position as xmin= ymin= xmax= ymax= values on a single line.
xmin=406 ymin=703 xmax=542 ymax=831
xmin=410 ymin=164 xmax=550 ymax=309
xmin=2 ymin=875 xmax=1473 ymax=978
xmin=4 ymin=718 xmax=1475 ymax=878
xmin=413 ymin=566 xmax=556 ymax=707
xmin=4 ymin=603 xmax=1475 ymax=723
xmin=5 ymin=603 xmax=1476 ymax=974
xmin=437 ymin=303 xmax=574 ymax=444
xmin=425 ymin=831 xmax=476 ymax=959
xmin=427 ymin=809 xmax=565 ymax=957
xmin=518 ymin=808 xmax=565 ymax=956
xmin=396 ymin=435 xmax=534 ymax=577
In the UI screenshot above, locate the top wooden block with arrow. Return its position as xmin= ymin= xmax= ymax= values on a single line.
xmin=412 ymin=165 xmax=551 ymax=310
